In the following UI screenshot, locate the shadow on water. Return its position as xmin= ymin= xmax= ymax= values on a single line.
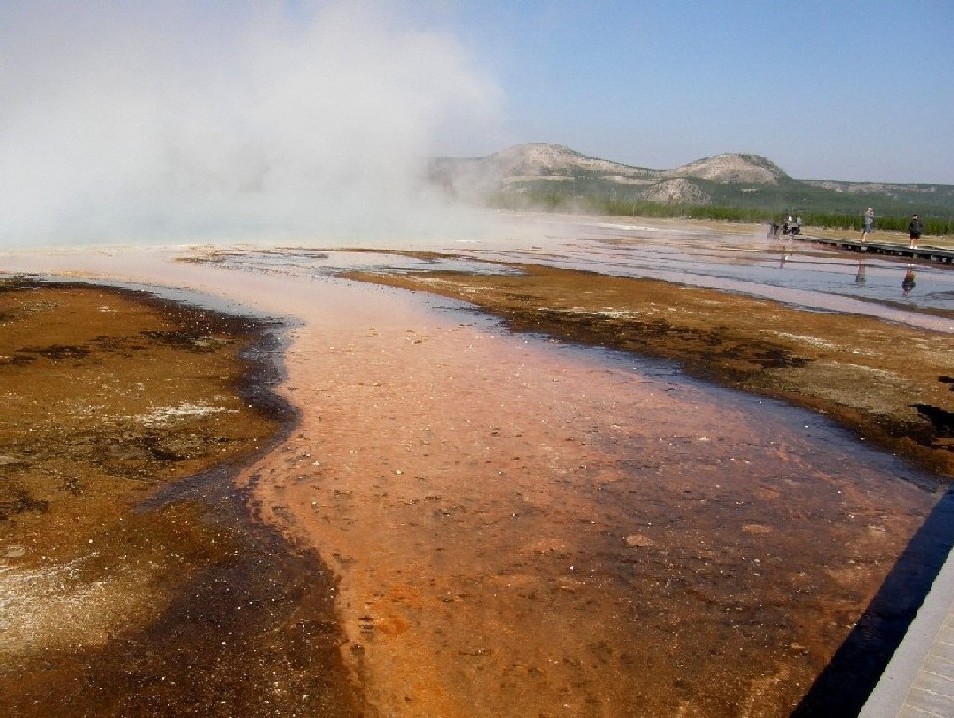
xmin=791 ymin=487 xmax=954 ymax=717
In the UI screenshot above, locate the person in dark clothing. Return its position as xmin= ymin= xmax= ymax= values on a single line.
xmin=908 ymin=214 xmax=924 ymax=249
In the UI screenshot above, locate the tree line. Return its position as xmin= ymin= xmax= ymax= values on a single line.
xmin=492 ymin=190 xmax=954 ymax=235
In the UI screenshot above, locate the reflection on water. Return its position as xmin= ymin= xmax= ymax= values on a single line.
xmin=204 ymin=247 xmax=519 ymax=278
xmin=201 ymin=218 xmax=954 ymax=333
xmin=476 ymin=221 xmax=954 ymax=329
xmin=855 ymin=260 xmax=867 ymax=286
xmin=902 ymin=266 xmax=917 ymax=296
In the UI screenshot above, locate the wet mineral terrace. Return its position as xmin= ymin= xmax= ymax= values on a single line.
xmin=2 ymin=219 xmax=953 ymax=716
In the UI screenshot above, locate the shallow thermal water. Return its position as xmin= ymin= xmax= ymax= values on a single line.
xmin=176 ymin=236 xmax=950 ymax=714
xmin=489 ymin=217 xmax=954 ymax=319
xmin=193 ymin=215 xmax=954 ymax=333
xmin=2 ymin=217 xmax=952 ymax=716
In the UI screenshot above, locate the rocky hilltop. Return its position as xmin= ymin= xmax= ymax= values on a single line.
xmin=471 ymin=143 xmax=655 ymax=179
xmin=429 ymin=143 xmax=789 ymax=205
xmin=429 ymin=143 xmax=954 ymax=215
xmin=665 ymin=153 xmax=787 ymax=185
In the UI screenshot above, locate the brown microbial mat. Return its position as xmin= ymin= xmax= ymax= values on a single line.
xmin=0 ymin=280 xmax=359 ymax=718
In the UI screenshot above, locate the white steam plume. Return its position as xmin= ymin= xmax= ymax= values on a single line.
xmin=0 ymin=1 xmax=501 ymax=247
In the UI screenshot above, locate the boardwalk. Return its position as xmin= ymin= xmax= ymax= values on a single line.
xmin=780 ymin=231 xmax=953 ymax=715
xmin=787 ymin=234 xmax=954 ymax=264
xmin=859 ymin=545 xmax=954 ymax=717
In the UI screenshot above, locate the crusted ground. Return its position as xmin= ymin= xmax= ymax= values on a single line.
xmin=0 ymin=280 xmax=358 ymax=718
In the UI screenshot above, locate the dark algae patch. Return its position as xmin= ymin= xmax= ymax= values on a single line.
xmin=0 ymin=281 xmax=360 ymax=717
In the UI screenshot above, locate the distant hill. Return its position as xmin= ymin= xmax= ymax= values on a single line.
xmin=428 ymin=143 xmax=954 ymax=219
xmin=664 ymin=153 xmax=787 ymax=185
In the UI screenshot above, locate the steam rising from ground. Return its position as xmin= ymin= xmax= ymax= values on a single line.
xmin=0 ymin=2 xmax=501 ymax=247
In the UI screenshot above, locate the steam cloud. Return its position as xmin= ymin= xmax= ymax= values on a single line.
xmin=0 ymin=2 xmax=501 ymax=247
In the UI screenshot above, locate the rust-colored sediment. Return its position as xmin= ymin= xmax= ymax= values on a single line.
xmin=342 ymin=262 xmax=954 ymax=479
xmin=240 ymin=270 xmax=940 ymax=717
xmin=3 ymin=257 xmax=950 ymax=717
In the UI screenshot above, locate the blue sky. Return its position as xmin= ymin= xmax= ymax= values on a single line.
xmin=435 ymin=1 xmax=954 ymax=183
xmin=2 ymin=1 xmax=952 ymax=245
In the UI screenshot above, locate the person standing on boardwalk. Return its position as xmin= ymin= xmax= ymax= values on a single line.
xmin=908 ymin=213 xmax=924 ymax=249
xmin=861 ymin=207 xmax=874 ymax=242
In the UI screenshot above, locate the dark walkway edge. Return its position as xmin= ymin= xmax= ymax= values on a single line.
xmin=788 ymin=234 xmax=954 ymax=264
xmin=791 ymin=489 xmax=954 ymax=717
xmin=858 ymin=539 xmax=954 ymax=717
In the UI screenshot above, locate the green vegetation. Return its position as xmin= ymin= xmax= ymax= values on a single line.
xmin=488 ymin=176 xmax=954 ymax=235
